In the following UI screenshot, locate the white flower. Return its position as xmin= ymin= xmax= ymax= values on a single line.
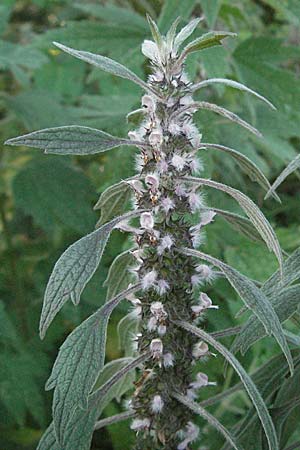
xmin=150 ymin=301 xmax=167 ymax=319
xmin=150 ymin=70 xmax=164 ymax=82
xmin=182 ymin=122 xmax=202 ymax=148
xmin=142 ymin=39 xmax=159 ymax=62
xmin=155 ymin=279 xmax=170 ymax=295
xmin=192 ymin=341 xmax=209 ymax=358
xmin=200 ymin=210 xmax=216 ymax=227
xmin=196 ymin=264 xmax=215 ymax=283
xmin=131 ymin=418 xmax=151 ymax=431
xmin=168 ymin=121 xmax=182 ymax=135
xmin=157 ymin=234 xmax=174 ymax=255
xmin=145 ymin=173 xmax=160 ymax=193
xmin=189 ymin=156 xmax=203 ymax=173
xmin=157 ymin=157 xmax=168 ymax=173
xmin=142 ymin=94 xmax=156 ymax=113
xmin=161 ymin=197 xmax=175 ymax=213
xmin=199 ymin=292 xmax=219 ymax=310
xmin=157 ymin=324 xmax=167 ymax=336
xmin=140 ymin=212 xmax=154 ymax=230
xmin=150 ymin=338 xmax=163 ymax=358
xmin=151 ymin=395 xmax=164 ymax=414
xmin=147 ymin=316 xmax=158 ymax=331
xmin=175 ymin=183 xmax=187 ymax=198
xmin=190 ymin=372 xmax=217 ymax=390
xmin=177 ymin=422 xmax=199 ymax=450
xmin=188 ymin=192 xmax=203 ymax=212
xmin=163 ymin=352 xmax=174 ymax=368
xmin=149 ymin=129 xmax=163 ymax=147
xmin=171 ymin=154 xmax=186 ymax=171
xmin=141 ymin=270 xmax=157 ymax=290
xmin=180 ymin=95 xmax=194 ymax=106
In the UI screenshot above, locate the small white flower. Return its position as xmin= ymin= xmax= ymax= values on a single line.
xmin=189 ymin=156 xmax=203 ymax=173
xmin=155 ymin=279 xmax=170 ymax=295
xmin=147 ymin=316 xmax=158 ymax=331
xmin=190 ymin=372 xmax=217 ymax=390
xmin=180 ymin=95 xmax=194 ymax=106
xmin=150 ymin=338 xmax=163 ymax=358
xmin=191 ymin=274 xmax=202 ymax=287
xmin=145 ymin=173 xmax=160 ymax=193
xmin=131 ymin=418 xmax=151 ymax=431
xmin=142 ymin=94 xmax=156 ymax=113
xmin=168 ymin=121 xmax=182 ymax=135
xmin=199 ymin=292 xmax=219 ymax=310
xmin=142 ymin=39 xmax=159 ymax=62
xmin=191 ymin=304 xmax=203 ymax=314
xmin=157 ymin=158 xmax=169 ymax=173
xmin=177 ymin=422 xmax=199 ymax=450
xmin=182 ymin=122 xmax=202 ymax=148
xmin=149 ymin=129 xmax=163 ymax=147
xmin=175 ymin=183 xmax=187 ymax=198
xmin=192 ymin=341 xmax=209 ymax=358
xmin=196 ymin=264 xmax=215 ymax=283
xmin=188 ymin=192 xmax=203 ymax=212
xmin=200 ymin=210 xmax=216 ymax=227
xmin=151 ymin=395 xmax=164 ymax=414
xmin=163 ymin=352 xmax=174 ymax=368
xmin=157 ymin=234 xmax=174 ymax=255
xmin=140 ymin=212 xmax=154 ymax=230
xmin=150 ymin=301 xmax=167 ymax=318
xmin=150 ymin=70 xmax=164 ymax=82
xmin=161 ymin=197 xmax=175 ymax=213
xmin=171 ymin=154 xmax=186 ymax=171
xmin=141 ymin=270 xmax=157 ymax=290
xmin=157 ymin=324 xmax=167 ymax=336
xmin=186 ymin=388 xmax=197 ymax=400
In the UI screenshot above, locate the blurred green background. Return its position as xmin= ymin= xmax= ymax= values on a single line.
xmin=0 ymin=1 xmax=299 ymax=449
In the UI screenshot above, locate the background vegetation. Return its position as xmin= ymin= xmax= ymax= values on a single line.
xmin=0 ymin=0 xmax=299 ymax=449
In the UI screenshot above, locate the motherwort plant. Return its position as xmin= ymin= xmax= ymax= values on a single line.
xmin=6 ymin=16 xmax=297 ymax=450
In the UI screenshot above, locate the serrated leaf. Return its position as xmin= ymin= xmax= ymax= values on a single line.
xmin=104 ymin=250 xmax=136 ymax=301
xmin=52 ymin=42 xmax=160 ymax=98
xmin=40 ymin=209 xmax=144 ymax=338
xmin=184 ymin=177 xmax=283 ymax=273
xmin=94 ymin=180 xmax=132 ymax=225
xmin=46 ymin=284 xmax=140 ymax=445
xmin=181 ymin=248 xmax=293 ymax=375
xmin=265 ymin=154 xmax=300 ymax=200
xmin=36 ymin=422 xmax=59 ymax=450
xmin=231 ymin=284 xmax=300 ymax=355
xmin=211 ymin=208 xmax=264 ymax=243
xmin=173 ymin=18 xmax=202 ymax=51
xmin=196 ymin=101 xmax=262 ymax=137
xmin=199 ymin=142 xmax=278 ymax=199
xmin=180 ymin=31 xmax=236 ymax=60
xmin=174 ymin=393 xmax=242 ymax=450
xmin=176 ymin=321 xmax=279 ymax=450
xmin=5 ymin=125 xmax=136 ymax=155
xmin=192 ymin=78 xmax=276 ymax=110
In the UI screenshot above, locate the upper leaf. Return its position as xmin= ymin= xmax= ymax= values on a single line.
xmin=40 ymin=209 xmax=145 ymax=339
xmin=5 ymin=125 xmax=137 ymax=155
xmin=94 ymin=179 xmax=133 ymax=225
xmin=180 ymin=31 xmax=236 ymax=60
xmin=265 ymin=154 xmax=300 ymax=200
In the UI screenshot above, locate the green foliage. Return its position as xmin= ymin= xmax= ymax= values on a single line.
xmin=0 ymin=1 xmax=300 ymax=449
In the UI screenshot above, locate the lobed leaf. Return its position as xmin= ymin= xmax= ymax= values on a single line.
xmin=183 ymin=177 xmax=283 ymax=273
xmin=5 ymin=125 xmax=138 ymax=155
xmin=176 ymin=321 xmax=279 ymax=450
xmin=180 ymin=248 xmax=293 ymax=375
xmin=265 ymin=154 xmax=300 ymax=200
xmin=53 ymin=42 xmax=161 ymax=98
xmin=45 ymin=284 xmax=141 ymax=445
xmin=199 ymin=142 xmax=279 ymax=199
xmin=192 ymin=78 xmax=276 ymax=110
xmin=40 ymin=209 xmax=145 ymax=339
xmin=174 ymin=393 xmax=243 ymax=450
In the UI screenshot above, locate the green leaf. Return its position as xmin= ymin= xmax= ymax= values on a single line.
xmin=183 ymin=177 xmax=283 ymax=273
xmin=174 ymin=393 xmax=243 ymax=450
xmin=176 ymin=321 xmax=279 ymax=450
xmin=211 ymin=208 xmax=264 ymax=244
xmin=231 ymin=284 xmax=300 ymax=355
xmin=200 ymin=0 xmax=222 ymax=28
xmin=117 ymin=312 xmax=139 ymax=356
xmin=53 ymin=42 xmax=160 ymax=98
xmin=45 ymin=284 xmax=140 ymax=446
xmin=180 ymin=31 xmax=236 ymax=60
xmin=199 ymin=142 xmax=278 ymax=199
xmin=5 ymin=125 xmax=136 ymax=155
xmin=192 ymin=78 xmax=276 ymax=110
xmin=181 ymin=248 xmax=293 ymax=375
xmin=265 ymin=154 xmax=300 ymax=200
xmin=0 ymin=40 xmax=48 ymax=70
xmin=39 ymin=209 xmax=144 ymax=338
xmin=158 ymin=0 xmax=196 ymax=33
xmin=12 ymin=157 xmax=96 ymax=234
xmin=173 ymin=18 xmax=202 ymax=51
xmin=94 ymin=180 xmax=133 ymax=225
xmin=146 ymin=14 xmax=163 ymax=49
xmin=36 ymin=423 xmax=59 ymax=450
xmin=104 ymin=250 xmax=136 ymax=301
xmin=196 ymin=101 xmax=262 ymax=137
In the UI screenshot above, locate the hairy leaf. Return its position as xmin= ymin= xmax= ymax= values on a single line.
xmin=45 ymin=284 xmax=140 ymax=445
xmin=176 ymin=321 xmax=279 ymax=450
xmin=180 ymin=31 xmax=236 ymax=60
xmin=117 ymin=312 xmax=139 ymax=356
xmin=40 ymin=209 xmax=145 ymax=339
xmin=93 ymin=358 xmax=135 ymax=402
xmin=36 ymin=422 xmax=59 ymax=450
xmin=104 ymin=250 xmax=136 ymax=301
xmin=265 ymin=154 xmax=300 ymax=200
xmin=211 ymin=208 xmax=264 ymax=243
xmin=183 ymin=177 xmax=283 ymax=273
xmin=192 ymin=78 xmax=276 ymax=110
xmin=53 ymin=42 xmax=160 ymax=98
xmin=181 ymin=248 xmax=293 ymax=375
xmin=5 ymin=125 xmax=137 ymax=155
xmin=94 ymin=179 xmax=133 ymax=225
xmin=173 ymin=18 xmax=202 ymax=51
xmin=199 ymin=142 xmax=278 ymax=199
